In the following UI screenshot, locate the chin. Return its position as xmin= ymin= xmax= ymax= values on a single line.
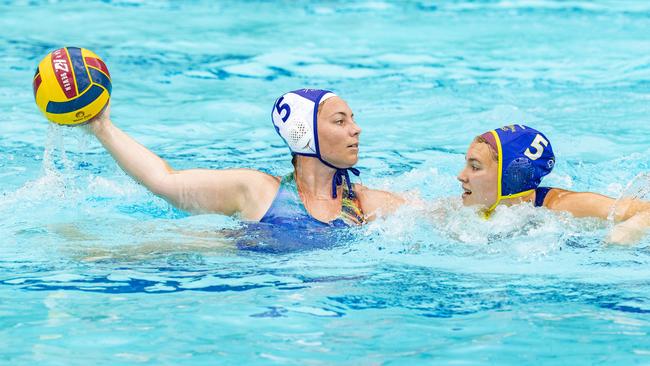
xmin=461 ymin=195 xmax=473 ymax=206
xmin=337 ymin=155 xmax=358 ymax=168
xmin=462 ymin=194 xmax=488 ymax=208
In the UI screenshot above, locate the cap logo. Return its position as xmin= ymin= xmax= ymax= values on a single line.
xmin=500 ymin=124 xmax=522 ymax=132
xmin=547 ymin=159 xmax=555 ymax=169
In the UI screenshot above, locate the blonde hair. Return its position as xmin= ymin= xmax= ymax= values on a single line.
xmin=473 ymin=136 xmax=498 ymax=161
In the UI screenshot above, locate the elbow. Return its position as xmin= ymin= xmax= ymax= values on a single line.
xmin=144 ymin=173 xmax=193 ymax=212
xmin=145 ymin=173 xmax=175 ymax=198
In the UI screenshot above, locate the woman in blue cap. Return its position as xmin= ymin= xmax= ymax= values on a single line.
xmin=86 ymin=89 xmax=404 ymax=231
xmin=457 ymin=124 xmax=650 ymax=244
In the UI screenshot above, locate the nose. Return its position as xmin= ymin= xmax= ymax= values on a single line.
xmin=350 ymin=120 xmax=361 ymax=137
xmin=457 ymin=167 xmax=468 ymax=183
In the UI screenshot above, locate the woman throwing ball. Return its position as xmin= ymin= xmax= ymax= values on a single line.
xmin=85 ymin=89 xmax=404 ymax=228
xmin=33 ymin=48 xmax=403 ymax=251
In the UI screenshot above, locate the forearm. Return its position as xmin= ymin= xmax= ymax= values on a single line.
xmin=614 ymin=198 xmax=650 ymax=222
xmin=90 ymin=118 xmax=172 ymax=192
xmin=358 ymin=187 xmax=407 ymax=221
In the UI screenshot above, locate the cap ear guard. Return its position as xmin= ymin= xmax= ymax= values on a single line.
xmin=288 ymin=119 xmax=310 ymax=149
xmin=502 ymin=157 xmax=536 ymax=195
xmin=272 ymin=93 xmax=316 ymax=155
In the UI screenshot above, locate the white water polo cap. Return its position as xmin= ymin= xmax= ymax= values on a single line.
xmin=271 ymin=89 xmax=360 ymax=199
xmin=272 ymin=89 xmax=337 ymax=155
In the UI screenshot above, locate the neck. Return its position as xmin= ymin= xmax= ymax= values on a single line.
xmin=294 ymin=156 xmax=341 ymax=200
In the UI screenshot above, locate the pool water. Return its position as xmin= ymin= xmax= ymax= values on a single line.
xmin=2 ymin=1 xmax=650 ymax=364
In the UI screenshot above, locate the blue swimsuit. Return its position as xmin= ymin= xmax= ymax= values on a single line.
xmin=236 ymin=173 xmax=365 ymax=253
xmin=534 ymin=187 xmax=552 ymax=207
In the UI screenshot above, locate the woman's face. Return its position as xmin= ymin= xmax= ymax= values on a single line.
xmin=457 ymin=141 xmax=499 ymax=208
xmin=317 ymin=97 xmax=362 ymax=168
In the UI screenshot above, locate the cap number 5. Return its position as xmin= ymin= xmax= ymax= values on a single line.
xmin=275 ymin=96 xmax=291 ymax=123
xmin=524 ymin=134 xmax=549 ymax=160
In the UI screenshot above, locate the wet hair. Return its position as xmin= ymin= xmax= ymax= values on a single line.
xmin=316 ymin=96 xmax=333 ymax=118
xmin=473 ymin=136 xmax=498 ymax=161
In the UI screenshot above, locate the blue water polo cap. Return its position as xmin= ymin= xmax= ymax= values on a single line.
xmin=271 ymin=89 xmax=360 ymax=198
xmin=480 ymin=124 xmax=555 ymax=212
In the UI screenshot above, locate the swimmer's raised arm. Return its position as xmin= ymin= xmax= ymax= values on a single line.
xmin=85 ymin=105 xmax=278 ymax=219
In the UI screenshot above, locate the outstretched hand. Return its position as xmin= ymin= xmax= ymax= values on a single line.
xmin=606 ymin=211 xmax=650 ymax=245
xmin=82 ymin=102 xmax=111 ymax=134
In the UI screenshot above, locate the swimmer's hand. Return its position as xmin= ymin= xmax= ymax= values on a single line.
xmin=605 ymin=211 xmax=650 ymax=245
xmin=82 ymin=103 xmax=111 ymax=135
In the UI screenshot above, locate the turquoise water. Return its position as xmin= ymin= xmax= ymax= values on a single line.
xmin=2 ymin=0 xmax=650 ymax=364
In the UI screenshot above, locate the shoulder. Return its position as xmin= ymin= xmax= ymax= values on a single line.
xmin=543 ymin=188 xmax=614 ymax=219
xmin=237 ymin=169 xmax=281 ymax=184
xmin=540 ymin=188 xmax=566 ymax=208
xmin=235 ymin=169 xmax=282 ymax=220
xmin=543 ymin=188 xmax=598 ymax=208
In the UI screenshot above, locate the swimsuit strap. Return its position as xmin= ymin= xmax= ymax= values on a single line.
xmin=534 ymin=186 xmax=553 ymax=207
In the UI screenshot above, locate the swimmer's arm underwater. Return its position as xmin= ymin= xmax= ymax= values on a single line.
xmin=543 ymin=189 xmax=650 ymax=244
xmin=85 ymin=106 xmax=278 ymax=220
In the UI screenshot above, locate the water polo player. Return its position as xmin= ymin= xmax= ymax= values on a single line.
xmin=86 ymin=89 xmax=404 ymax=228
xmin=457 ymin=124 xmax=650 ymax=244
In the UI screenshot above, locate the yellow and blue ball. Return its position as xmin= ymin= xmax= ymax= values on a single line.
xmin=33 ymin=47 xmax=111 ymax=125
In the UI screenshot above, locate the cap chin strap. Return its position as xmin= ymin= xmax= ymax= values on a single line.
xmin=311 ymin=92 xmax=359 ymax=199
xmin=292 ymin=153 xmax=360 ymax=199
xmin=483 ymin=189 xmax=535 ymax=218
xmin=318 ymin=157 xmax=360 ymax=199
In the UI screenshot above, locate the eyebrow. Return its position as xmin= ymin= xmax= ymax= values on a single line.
xmin=467 ymin=158 xmax=481 ymax=164
xmin=328 ymin=111 xmax=349 ymax=119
